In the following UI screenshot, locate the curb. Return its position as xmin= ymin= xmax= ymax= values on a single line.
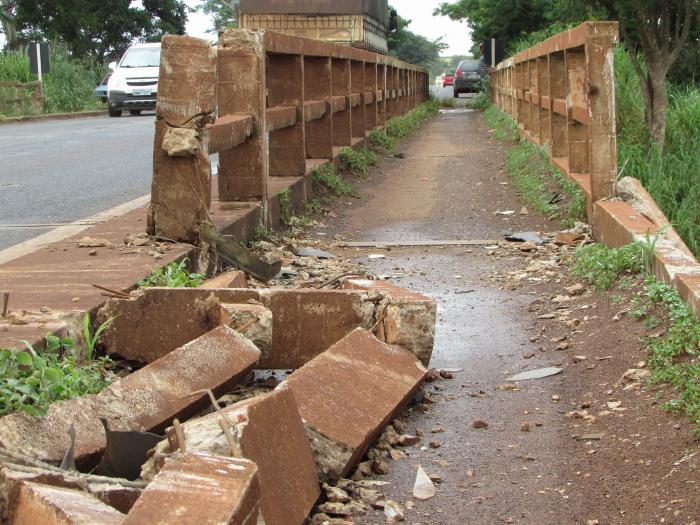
xmin=0 ymin=109 xmax=107 ymax=125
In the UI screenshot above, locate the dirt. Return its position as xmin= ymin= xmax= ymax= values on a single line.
xmin=305 ymin=106 xmax=700 ymax=524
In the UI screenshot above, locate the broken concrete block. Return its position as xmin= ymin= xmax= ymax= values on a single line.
xmin=0 ymin=326 xmax=260 ymax=465
xmin=199 ymin=269 xmax=247 ymax=289
xmin=97 ymin=288 xmax=259 ymax=363
xmin=143 ymin=388 xmax=319 ymax=525
xmin=258 ymin=288 xmax=376 ymax=369
xmin=211 ymin=302 xmax=272 ymax=359
xmin=282 ymin=328 xmax=427 ymax=481
xmin=124 ymin=453 xmax=260 ymax=525
xmin=11 ymin=481 xmax=125 ymax=525
xmin=341 ymin=279 xmax=437 ymax=366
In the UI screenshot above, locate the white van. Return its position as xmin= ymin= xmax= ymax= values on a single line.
xmin=107 ymin=42 xmax=161 ymax=117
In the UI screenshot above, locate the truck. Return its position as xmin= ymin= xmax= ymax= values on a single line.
xmin=239 ymin=0 xmax=390 ymax=54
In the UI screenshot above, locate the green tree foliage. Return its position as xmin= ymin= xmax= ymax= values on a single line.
xmin=0 ymin=0 xmax=18 ymax=50
xmin=388 ymin=7 xmax=446 ymax=72
xmin=198 ymin=0 xmax=239 ymax=32
xmin=14 ymin=0 xmax=188 ymax=60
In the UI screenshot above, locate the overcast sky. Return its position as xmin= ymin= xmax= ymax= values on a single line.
xmin=184 ymin=0 xmax=472 ymax=56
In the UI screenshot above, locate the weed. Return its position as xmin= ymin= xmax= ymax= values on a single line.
xmin=571 ymin=243 xmax=643 ymax=291
xmin=439 ymin=97 xmax=456 ymax=107
xmin=0 ymin=335 xmax=112 ymax=417
xmin=482 ymin=104 xmax=519 ymax=141
xmin=633 ymin=278 xmax=700 ymax=436
xmin=312 ymin=164 xmax=359 ymax=198
xmin=635 ymin=228 xmax=664 ymax=276
xmin=253 ymin=205 xmax=274 ymax=241
xmin=83 ymin=314 xmax=114 ymax=362
xmin=138 ymin=258 xmax=204 ymax=288
xmin=368 ymin=129 xmax=396 ymax=152
xmin=385 ymin=100 xmax=440 ymax=139
xmin=340 ymin=147 xmax=377 ymax=176
xmin=278 ymin=188 xmax=292 ymax=226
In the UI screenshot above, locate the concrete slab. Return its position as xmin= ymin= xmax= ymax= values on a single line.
xmin=124 ymin=453 xmax=260 ymax=525
xmin=0 ymin=326 xmax=260 ymax=465
xmin=11 ymin=481 xmax=125 ymax=525
xmin=282 ymin=328 xmax=428 ymax=481
xmin=144 ymin=388 xmax=319 ymax=525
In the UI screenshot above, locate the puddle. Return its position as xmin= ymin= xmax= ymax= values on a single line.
xmin=439 ymin=108 xmax=476 ymax=114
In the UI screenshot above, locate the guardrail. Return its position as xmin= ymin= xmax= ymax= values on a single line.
xmin=0 ymin=80 xmax=44 ymax=115
xmin=489 ymin=22 xmax=618 ymax=209
xmin=148 ymin=30 xmax=429 ymax=243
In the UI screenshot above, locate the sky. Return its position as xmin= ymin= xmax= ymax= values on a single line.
xmin=184 ymin=0 xmax=472 ymax=57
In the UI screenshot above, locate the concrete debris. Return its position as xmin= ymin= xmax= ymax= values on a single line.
xmin=124 ymin=453 xmax=260 ymax=525
xmin=621 ymin=368 xmax=651 ymax=383
xmin=507 ymin=367 xmax=563 ymax=381
xmin=505 ymin=231 xmax=545 ymax=244
xmin=282 ymin=329 xmax=427 ymax=481
xmin=384 ymin=500 xmax=405 ymax=522
xmin=297 ymin=247 xmax=336 ymax=259
xmin=412 ymin=465 xmax=436 ymax=500
xmin=199 ymin=269 xmax=247 ymax=289
xmin=472 ymin=419 xmax=489 ymax=429
xmin=0 ymin=326 xmax=260 ymax=465
xmin=143 ymin=388 xmax=319 ymax=525
xmin=77 ymin=237 xmax=112 ymax=248
xmin=162 ymin=127 xmax=201 ymax=157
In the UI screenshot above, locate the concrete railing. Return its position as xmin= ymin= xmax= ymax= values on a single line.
xmin=489 ymin=21 xmax=619 ymax=209
xmin=148 ymin=30 xmax=429 ymax=243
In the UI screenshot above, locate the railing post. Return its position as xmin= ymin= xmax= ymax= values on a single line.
xmin=566 ymin=47 xmax=590 ymax=176
xmin=549 ymin=52 xmax=567 ymax=159
xmin=148 ymin=35 xmax=216 ymax=243
xmin=350 ymin=60 xmax=366 ymax=141
xmin=217 ymin=29 xmax=268 ymax=201
xmin=586 ymin=23 xmax=618 ymax=202
xmin=364 ymin=61 xmax=377 ymax=132
xmin=377 ymin=63 xmax=387 ymax=127
xmin=538 ymin=56 xmax=551 ymax=147
xmin=331 ymin=58 xmax=352 ymax=149
xmin=304 ymin=56 xmax=333 ymax=159
xmin=268 ymin=53 xmax=306 ymax=176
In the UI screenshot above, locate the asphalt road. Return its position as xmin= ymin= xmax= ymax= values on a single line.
xmin=0 ymin=113 xmax=155 ymax=250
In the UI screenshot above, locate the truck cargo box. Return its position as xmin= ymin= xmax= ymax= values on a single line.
xmin=239 ymin=0 xmax=389 ymax=54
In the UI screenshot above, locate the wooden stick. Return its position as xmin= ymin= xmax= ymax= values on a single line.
xmin=92 ymin=284 xmax=130 ymax=298
xmin=1 ymin=292 xmax=8 ymax=317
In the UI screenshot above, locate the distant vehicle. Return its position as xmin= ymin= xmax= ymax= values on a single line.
xmin=94 ymin=74 xmax=110 ymax=102
xmin=442 ymin=73 xmax=455 ymax=87
xmin=106 ymin=42 xmax=160 ymax=117
xmin=454 ymin=59 xmax=487 ymax=97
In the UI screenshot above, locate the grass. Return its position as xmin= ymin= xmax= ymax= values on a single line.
xmin=385 ymin=99 xmax=440 ymax=139
xmin=614 ymin=47 xmax=700 ymax=257
xmin=571 ymin=243 xmax=644 ymax=291
xmin=312 ymin=163 xmax=360 ymax=198
xmin=484 ymin=104 xmax=586 ymax=225
xmin=0 ymin=50 xmax=105 ymax=118
xmin=339 ymin=147 xmax=377 ymax=176
xmin=368 ymin=129 xmax=396 ymax=152
xmin=138 ymin=258 xmax=204 ymax=288
xmin=278 ymin=188 xmax=292 ymax=226
xmin=0 ymin=332 xmax=112 ymax=417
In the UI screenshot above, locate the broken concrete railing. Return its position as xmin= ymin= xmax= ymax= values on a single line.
xmin=0 ymin=326 xmax=260 ymax=466
xmin=148 ymin=30 xmax=430 ymax=244
xmin=96 ymin=283 xmax=436 ymax=368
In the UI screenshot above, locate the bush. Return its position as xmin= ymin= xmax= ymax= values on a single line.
xmin=571 ymin=243 xmax=643 ymax=291
xmin=138 ymin=258 xmax=204 ymax=288
xmin=368 ymin=129 xmax=396 ymax=152
xmin=340 ymin=147 xmax=377 ymax=176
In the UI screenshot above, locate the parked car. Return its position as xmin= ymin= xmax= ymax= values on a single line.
xmin=107 ymin=42 xmax=160 ymax=117
xmin=94 ymin=74 xmax=110 ymax=102
xmin=442 ymin=73 xmax=455 ymax=87
xmin=453 ymin=59 xmax=487 ymax=97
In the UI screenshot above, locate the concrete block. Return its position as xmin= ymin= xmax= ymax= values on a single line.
xmin=282 ymin=328 xmax=427 ymax=481
xmin=124 ymin=453 xmax=260 ymax=525
xmin=98 ymin=288 xmax=259 ymax=363
xmin=212 ymin=302 xmax=272 ymax=359
xmin=592 ymin=200 xmax=658 ymax=248
xmin=0 ymin=326 xmax=260 ymax=465
xmin=259 ymin=289 xmax=375 ymax=369
xmin=676 ymin=274 xmax=700 ymax=320
xmin=341 ymin=279 xmax=437 ymax=366
xmin=143 ymin=388 xmax=319 ymax=525
xmin=199 ymin=270 xmax=247 ymax=289
xmin=11 ymin=481 xmax=125 ymax=525
xmin=652 ymin=239 xmax=700 ymax=286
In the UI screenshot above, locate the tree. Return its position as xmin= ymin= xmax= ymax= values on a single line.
xmin=593 ymin=0 xmax=697 ymax=151
xmin=15 ymin=0 xmax=188 ymax=61
xmin=198 ymin=0 xmax=239 ymax=32
xmin=388 ymin=7 xmax=447 ymax=73
xmin=0 ymin=0 xmax=18 ymax=50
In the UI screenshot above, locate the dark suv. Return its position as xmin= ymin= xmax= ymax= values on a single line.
xmin=454 ymin=59 xmax=487 ymax=97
